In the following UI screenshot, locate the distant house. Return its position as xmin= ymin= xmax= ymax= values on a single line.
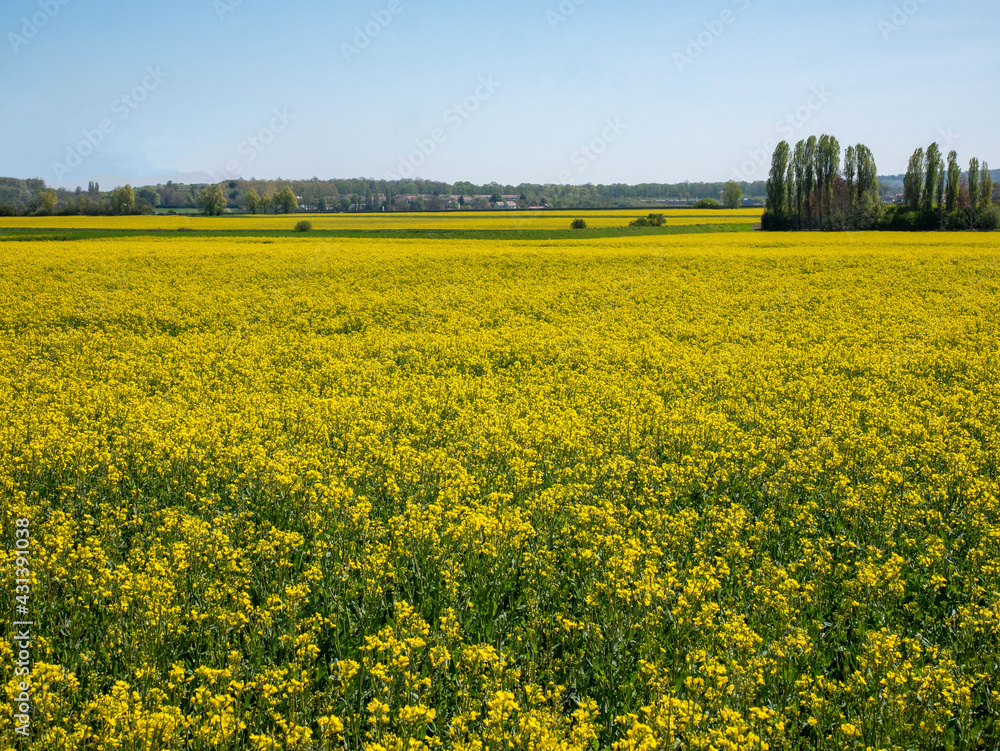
xmin=505 ymin=201 xmax=518 ymax=209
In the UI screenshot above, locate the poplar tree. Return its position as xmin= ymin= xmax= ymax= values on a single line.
xmin=980 ymin=162 xmax=993 ymax=210
xmin=946 ymin=151 xmax=961 ymax=212
xmin=785 ymin=161 xmax=795 ymax=221
xmin=844 ymin=146 xmax=857 ymax=209
xmin=820 ymin=135 xmax=840 ymax=226
xmin=803 ymin=136 xmax=818 ymax=228
xmin=923 ymin=143 xmax=941 ymax=212
xmin=766 ymin=141 xmax=791 ymax=217
xmin=855 ymin=145 xmax=878 ymax=204
xmin=904 ymin=148 xmax=924 ymax=210
xmin=793 ymin=140 xmax=808 ymax=229
xmin=935 ymin=156 xmax=945 ymax=214
xmin=968 ymin=158 xmax=980 ymax=208
xmin=815 ymin=136 xmax=829 ymax=224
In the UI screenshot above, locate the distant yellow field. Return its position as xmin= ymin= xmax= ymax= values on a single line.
xmin=0 ymin=208 xmax=762 ymax=231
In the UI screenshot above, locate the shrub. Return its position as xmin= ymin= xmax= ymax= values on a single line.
xmin=295 ymin=220 xmax=314 ymax=232
xmin=761 ymin=211 xmax=794 ymax=231
xmin=944 ymin=210 xmax=971 ymax=231
xmin=974 ymin=205 xmax=1000 ymax=231
xmin=570 ymin=219 xmax=587 ymax=230
xmin=135 ymin=198 xmax=156 ymax=216
xmin=878 ymin=206 xmax=940 ymax=232
xmin=628 ymin=214 xmax=666 ymax=227
xmin=629 ymin=213 xmax=665 ymax=228
xmin=692 ymin=198 xmax=722 ymax=209
xmin=0 ymin=205 xmax=15 ymax=217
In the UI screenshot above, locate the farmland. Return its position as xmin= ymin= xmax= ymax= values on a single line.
xmin=0 ymin=209 xmax=762 ymax=232
xmin=1 ymin=225 xmax=999 ymax=749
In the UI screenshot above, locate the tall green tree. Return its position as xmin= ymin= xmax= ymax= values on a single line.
xmin=722 ymin=181 xmax=742 ymax=209
xmin=197 ymin=184 xmax=227 ymax=216
xmin=793 ymin=140 xmax=808 ymax=229
xmin=904 ymin=148 xmax=925 ymax=210
xmin=844 ymin=146 xmax=857 ymax=209
xmin=923 ymin=143 xmax=941 ymax=212
xmin=815 ymin=136 xmax=829 ymax=225
xmin=803 ymin=136 xmax=818 ymax=228
xmin=980 ymin=162 xmax=993 ymax=210
xmin=766 ymin=141 xmax=791 ymax=217
xmin=946 ymin=151 xmax=961 ymax=212
xmin=968 ymin=158 xmax=980 ymax=208
xmin=817 ymin=135 xmax=840 ymax=226
xmin=935 ymin=156 xmax=945 ymax=214
xmin=855 ymin=145 xmax=879 ymax=205
xmin=785 ymin=161 xmax=795 ymax=219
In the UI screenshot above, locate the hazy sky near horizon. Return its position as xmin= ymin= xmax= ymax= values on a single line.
xmin=2 ymin=0 xmax=997 ymax=189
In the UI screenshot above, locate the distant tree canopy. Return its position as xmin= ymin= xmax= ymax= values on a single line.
xmin=0 ymin=164 xmax=994 ymax=219
xmin=37 ymin=189 xmax=57 ymax=215
xmin=0 ymin=175 xmax=777 ymax=216
xmin=692 ymin=198 xmax=721 ymax=209
xmin=197 ymin=184 xmax=227 ymax=216
xmin=110 ymin=185 xmax=136 ymax=215
xmin=135 ymin=187 xmax=160 ymax=208
xmin=243 ymin=188 xmax=262 ymax=214
xmin=273 ymin=186 xmax=298 ymax=214
xmin=722 ymin=181 xmax=742 ymax=209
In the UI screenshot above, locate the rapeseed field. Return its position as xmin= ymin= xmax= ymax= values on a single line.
xmin=0 ymin=209 xmax=761 ymax=232
xmin=1 ymin=230 xmax=998 ymax=749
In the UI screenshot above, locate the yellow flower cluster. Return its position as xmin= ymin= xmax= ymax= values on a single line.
xmin=1 ymin=229 xmax=998 ymax=749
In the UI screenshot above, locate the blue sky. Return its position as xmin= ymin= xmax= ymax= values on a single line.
xmin=2 ymin=0 xmax=997 ymax=188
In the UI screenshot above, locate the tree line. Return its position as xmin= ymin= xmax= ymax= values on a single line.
xmin=764 ymin=136 xmax=880 ymax=230
xmin=0 ymin=175 xmax=767 ymax=216
xmin=764 ymin=137 xmax=998 ymax=231
xmin=900 ymin=146 xmax=995 ymax=229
